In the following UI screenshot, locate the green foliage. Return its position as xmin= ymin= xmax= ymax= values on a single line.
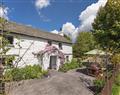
xmin=0 ymin=18 xmax=9 ymax=53
xmin=0 ymin=17 xmax=15 ymax=67
xmin=59 ymin=59 xmax=81 ymax=72
xmin=92 ymin=0 xmax=120 ymax=52
xmin=5 ymin=65 xmax=48 ymax=81
xmin=111 ymin=53 xmax=120 ymax=65
xmin=94 ymin=79 xmax=105 ymax=88
xmin=93 ymin=79 xmax=105 ymax=95
xmin=73 ymin=32 xmax=97 ymax=58
xmin=112 ymin=84 xmax=120 ymax=95
xmin=112 ymin=72 xmax=120 ymax=95
xmin=64 ymin=34 xmax=71 ymax=41
xmin=114 ymin=73 xmax=120 ymax=86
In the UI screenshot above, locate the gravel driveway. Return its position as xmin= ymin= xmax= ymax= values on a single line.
xmin=7 ymin=69 xmax=94 ymax=95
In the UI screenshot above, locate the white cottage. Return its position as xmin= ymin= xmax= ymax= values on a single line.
xmin=3 ymin=22 xmax=72 ymax=70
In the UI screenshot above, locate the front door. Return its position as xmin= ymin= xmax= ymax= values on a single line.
xmin=49 ymin=56 xmax=57 ymax=69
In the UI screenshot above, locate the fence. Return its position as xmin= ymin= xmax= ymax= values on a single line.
xmin=100 ymin=65 xmax=120 ymax=95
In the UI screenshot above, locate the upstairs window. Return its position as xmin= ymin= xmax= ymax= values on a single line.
xmin=5 ymin=35 xmax=14 ymax=45
xmin=48 ymin=40 xmax=52 ymax=45
xmin=0 ymin=31 xmax=14 ymax=45
xmin=59 ymin=43 xmax=62 ymax=49
xmin=0 ymin=58 xmax=5 ymax=66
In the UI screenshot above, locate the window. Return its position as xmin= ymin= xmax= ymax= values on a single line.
xmin=59 ymin=43 xmax=62 ymax=49
xmin=48 ymin=40 xmax=52 ymax=45
xmin=0 ymin=58 xmax=5 ymax=66
xmin=66 ymin=56 xmax=69 ymax=62
xmin=5 ymin=35 xmax=14 ymax=44
xmin=0 ymin=31 xmax=14 ymax=45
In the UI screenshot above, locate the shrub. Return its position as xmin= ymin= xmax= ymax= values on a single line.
xmin=115 ymin=74 xmax=120 ymax=86
xmin=112 ymin=72 xmax=120 ymax=95
xmin=5 ymin=65 xmax=48 ymax=81
xmin=59 ymin=59 xmax=82 ymax=72
xmin=93 ymin=79 xmax=105 ymax=88
xmin=93 ymin=79 xmax=105 ymax=95
xmin=111 ymin=53 xmax=120 ymax=65
xmin=112 ymin=84 xmax=120 ymax=95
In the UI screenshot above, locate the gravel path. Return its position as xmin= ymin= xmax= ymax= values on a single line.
xmin=7 ymin=69 xmax=94 ymax=95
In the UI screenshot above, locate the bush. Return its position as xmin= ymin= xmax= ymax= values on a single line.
xmin=94 ymin=79 xmax=105 ymax=88
xmin=93 ymin=79 xmax=105 ymax=95
xmin=112 ymin=84 xmax=120 ymax=95
xmin=115 ymin=74 xmax=120 ymax=86
xmin=111 ymin=53 xmax=120 ymax=65
xmin=112 ymin=72 xmax=120 ymax=95
xmin=5 ymin=65 xmax=48 ymax=81
xmin=59 ymin=59 xmax=82 ymax=72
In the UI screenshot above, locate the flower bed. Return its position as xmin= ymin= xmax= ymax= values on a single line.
xmin=5 ymin=65 xmax=48 ymax=81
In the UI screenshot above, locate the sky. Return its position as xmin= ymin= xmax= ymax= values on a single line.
xmin=0 ymin=0 xmax=107 ymax=41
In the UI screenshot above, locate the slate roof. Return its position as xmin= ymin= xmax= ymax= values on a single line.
xmin=0 ymin=21 xmax=72 ymax=44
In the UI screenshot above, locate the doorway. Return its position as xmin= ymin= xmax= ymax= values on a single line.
xmin=49 ymin=56 xmax=57 ymax=69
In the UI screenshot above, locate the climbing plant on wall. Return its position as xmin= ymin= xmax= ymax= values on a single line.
xmin=34 ymin=44 xmax=65 ymax=64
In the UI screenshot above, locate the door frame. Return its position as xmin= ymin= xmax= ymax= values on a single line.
xmin=49 ymin=56 xmax=57 ymax=69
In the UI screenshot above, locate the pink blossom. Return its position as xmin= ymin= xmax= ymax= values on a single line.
xmin=36 ymin=44 xmax=65 ymax=64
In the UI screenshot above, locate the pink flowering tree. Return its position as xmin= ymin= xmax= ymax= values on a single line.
xmin=33 ymin=44 xmax=65 ymax=65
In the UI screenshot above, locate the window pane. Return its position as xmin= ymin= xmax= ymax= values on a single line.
xmin=59 ymin=43 xmax=62 ymax=49
xmin=48 ymin=40 xmax=52 ymax=45
xmin=5 ymin=35 xmax=13 ymax=44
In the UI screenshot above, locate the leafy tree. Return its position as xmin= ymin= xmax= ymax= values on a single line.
xmin=0 ymin=16 xmax=15 ymax=94
xmin=0 ymin=17 xmax=14 ymax=68
xmin=64 ymin=34 xmax=71 ymax=41
xmin=73 ymin=32 xmax=96 ymax=58
xmin=92 ymin=0 xmax=120 ymax=52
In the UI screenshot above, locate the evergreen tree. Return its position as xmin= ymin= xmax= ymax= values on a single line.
xmin=92 ymin=0 xmax=120 ymax=52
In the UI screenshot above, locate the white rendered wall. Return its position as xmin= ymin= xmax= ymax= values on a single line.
xmin=7 ymin=34 xmax=72 ymax=70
